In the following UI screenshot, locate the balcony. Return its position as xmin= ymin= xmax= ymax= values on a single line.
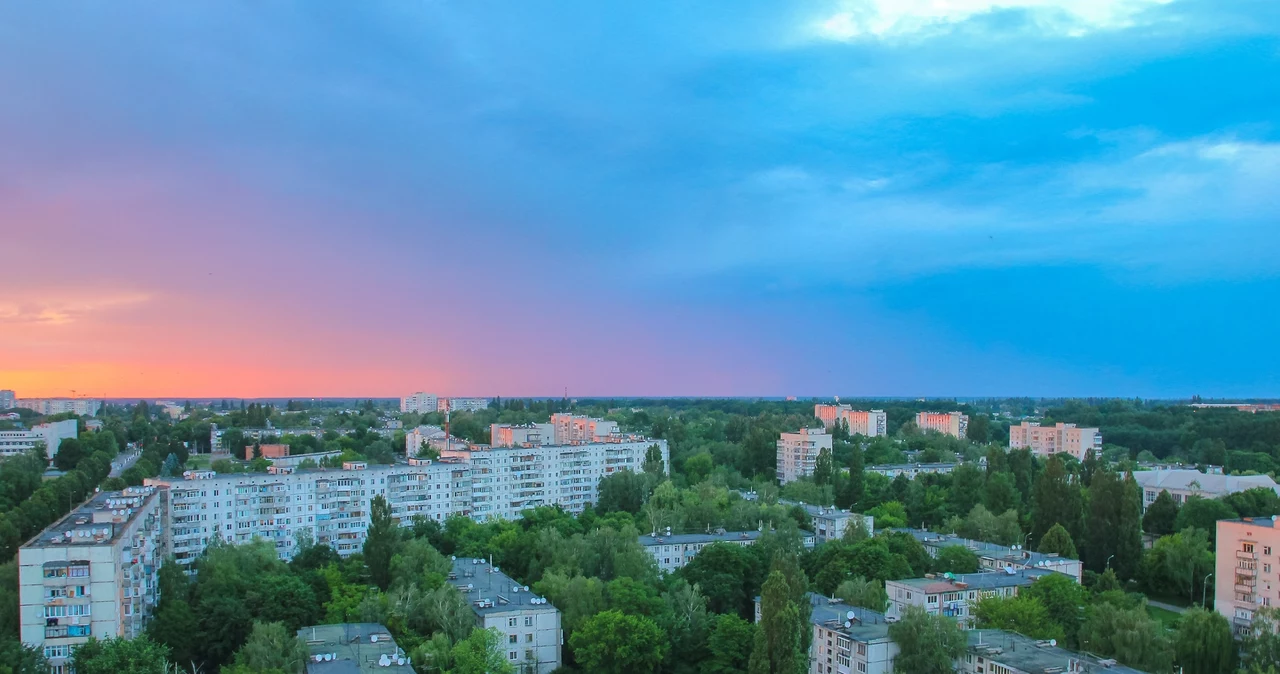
xmin=1236 ymin=583 xmax=1256 ymax=594
xmin=1237 ymin=550 xmax=1258 ymax=560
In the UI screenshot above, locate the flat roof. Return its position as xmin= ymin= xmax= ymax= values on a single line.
xmin=896 ymin=528 xmax=1081 ymax=565
xmin=21 ymin=487 xmax=159 ymax=549
xmin=807 ymin=594 xmax=892 ymax=643
xmin=890 ymin=569 xmax=1054 ymax=592
xmin=1222 ymin=517 xmax=1280 ymax=529
xmin=966 ymin=630 xmax=1148 ymax=674
xmin=867 ymin=463 xmax=957 ymax=470
xmin=640 ymin=530 xmax=761 ymax=546
xmin=448 ymin=557 xmax=557 ymax=616
xmin=297 ymin=624 xmax=413 ymax=674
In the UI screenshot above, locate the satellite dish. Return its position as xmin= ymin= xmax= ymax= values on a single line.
xmin=844 ymin=620 xmax=852 ymax=628
xmin=1049 ymin=639 xmax=1057 ymax=647
xmin=846 ymin=611 xmax=856 ymax=620
xmin=371 ymin=635 xmax=379 ymax=643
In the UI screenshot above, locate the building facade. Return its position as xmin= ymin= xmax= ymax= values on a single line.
xmin=491 ymin=423 xmax=555 ymax=448
xmin=776 ymin=428 xmax=833 ymax=484
xmin=886 ymin=570 xmax=1054 ymax=627
xmin=15 ymin=398 xmax=101 ymax=417
xmin=958 ymin=630 xmax=1147 ymax=674
xmin=899 ymin=529 xmax=1083 ymax=582
xmin=18 ymin=488 xmax=164 ymax=674
xmin=806 ymin=597 xmax=897 ymax=674
xmin=866 ymin=463 xmax=957 ymax=479
xmin=640 ymin=530 xmax=762 ymax=573
xmin=814 ymin=405 xmax=887 ymax=437
xmin=0 ymin=419 xmax=78 ymax=459
xmin=440 ymin=398 xmax=490 ymax=413
xmin=548 ymin=413 xmax=619 ymax=444
xmin=1008 ymin=422 xmax=1102 ymax=460
xmin=0 ymin=389 xmax=14 ymax=410
xmin=1214 ymin=516 xmax=1280 ymax=636
xmin=1136 ymin=469 xmax=1280 ymax=511
xmin=914 ymin=412 xmax=968 ymax=439
xmin=400 ymin=392 xmax=438 ymax=414
xmin=448 ymin=557 xmax=562 ymax=674
xmin=780 ymin=503 xmax=875 ymax=545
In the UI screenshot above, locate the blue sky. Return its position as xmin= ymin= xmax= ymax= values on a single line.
xmin=1 ymin=1 xmax=1278 ymax=397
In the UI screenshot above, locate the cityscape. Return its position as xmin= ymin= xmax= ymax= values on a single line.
xmin=4 ymin=1 xmax=1280 ymax=674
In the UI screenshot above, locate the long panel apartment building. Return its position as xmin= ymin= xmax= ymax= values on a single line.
xmin=915 ymin=411 xmax=969 ymax=439
xmin=814 ymin=404 xmax=887 ymax=437
xmin=1008 ymin=421 xmax=1102 ymax=460
xmin=18 ymin=487 xmax=164 ymax=674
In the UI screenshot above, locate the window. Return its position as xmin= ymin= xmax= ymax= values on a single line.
xmin=1245 ymin=543 xmax=1256 ymax=553
xmin=44 ymin=645 xmax=69 ymax=659
xmin=524 ymin=616 xmax=533 ymax=627
xmin=526 ymin=633 xmax=534 ymax=643
xmin=1267 ymin=547 xmax=1273 ymax=556
xmin=508 ymin=617 xmax=518 ymax=627
xmin=509 ymin=651 xmax=518 ymax=661
xmin=509 ymin=634 xmax=517 ymax=644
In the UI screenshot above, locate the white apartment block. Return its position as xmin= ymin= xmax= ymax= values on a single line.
xmin=440 ymin=398 xmax=490 ymax=413
xmin=775 ymin=428 xmax=833 ymax=484
xmin=19 ymin=488 xmax=164 ymax=674
xmin=901 ymin=529 xmax=1083 ymax=582
xmin=866 ymin=462 xmax=957 ymax=479
xmin=1137 ymin=469 xmax=1280 ymax=512
xmin=815 ymin=405 xmax=888 ymax=437
xmin=781 ymin=502 xmax=876 ymax=545
xmin=915 ymin=412 xmax=968 ymax=439
xmin=448 ymin=557 xmax=562 ymax=674
xmin=0 ymin=389 xmax=14 ymax=409
xmin=885 ymin=569 xmax=1054 ymax=627
xmin=405 ymin=425 xmax=448 ymax=455
xmin=400 ymin=392 xmax=438 ymax=414
xmin=16 ymin=398 xmax=101 ymax=417
xmin=146 ymin=461 xmax=472 ymax=568
xmin=806 ymin=598 xmax=897 ymax=674
xmin=640 ymin=530 xmax=762 ymax=573
xmin=1008 ymin=422 xmax=1102 ymax=460
xmin=0 ymin=419 xmax=78 ymax=459
xmin=443 ymin=438 xmax=669 ymax=521
xmin=491 ymin=423 xmax=555 ymax=448
xmin=959 ymin=630 xmax=1146 ymax=674
xmin=1215 ymin=516 xmax=1280 ymax=636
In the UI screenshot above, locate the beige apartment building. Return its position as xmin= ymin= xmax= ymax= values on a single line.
xmin=814 ymin=404 xmax=888 ymax=437
xmin=1215 ymin=516 xmax=1280 ymax=636
xmin=18 ymin=488 xmax=165 ymax=674
xmin=915 ymin=412 xmax=968 ymax=439
xmin=1008 ymin=421 xmax=1102 ymax=460
xmin=776 ymin=428 xmax=833 ymax=484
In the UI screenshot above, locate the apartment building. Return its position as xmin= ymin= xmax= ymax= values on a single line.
xmin=400 ymin=392 xmax=438 ymax=414
xmin=1215 ymin=516 xmax=1280 ymax=636
xmin=885 ymin=569 xmax=1055 ymax=627
xmin=549 ymin=413 xmax=619 ymax=444
xmin=0 ymin=419 xmax=78 ymax=459
xmin=959 ymin=630 xmax=1147 ymax=674
xmin=297 ymin=623 xmax=414 ymax=674
xmin=1008 ymin=422 xmax=1102 ymax=460
xmin=18 ymin=487 xmax=164 ymax=674
xmin=443 ymin=438 xmax=668 ymax=520
xmin=15 ymin=398 xmax=102 ymax=417
xmin=440 ymin=398 xmax=490 ymax=413
xmin=1136 ymin=469 xmax=1280 ymax=512
xmin=0 ymin=389 xmax=14 ymax=409
xmin=146 ymin=461 xmax=472 ymax=568
xmin=491 ymin=423 xmax=555 ymax=448
xmin=814 ymin=405 xmax=888 ymax=437
xmin=898 ymin=529 xmax=1083 ymax=582
xmin=781 ymin=502 xmax=876 ymax=544
xmin=776 ymin=428 xmax=833 ymax=484
xmin=640 ymin=530 xmax=762 ymax=573
xmin=210 ymin=424 xmax=397 ymax=451
xmin=244 ymin=443 xmax=290 ymax=461
xmin=914 ymin=412 xmax=968 ymax=439
xmin=806 ymin=597 xmax=897 ymax=674
xmin=866 ymin=462 xmax=957 ymax=479
xmin=448 ymin=557 xmax=562 ymax=674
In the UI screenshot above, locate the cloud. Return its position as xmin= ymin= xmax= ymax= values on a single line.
xmin=0 ymin=292 xmax=152 ymax=326
xmin=814 ymin=0 xmax=1174 ymax=40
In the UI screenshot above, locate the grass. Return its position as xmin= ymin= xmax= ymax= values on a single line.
xmin=1147 ymin=605 xmax=1183 ymax=630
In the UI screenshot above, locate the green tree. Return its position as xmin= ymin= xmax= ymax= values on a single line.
xmin=0 ymin=640 xmax=47 ymax=674
xmin=230 ymin=622 xmax=308 ymax=674
xmin=933 ymin=545 xmax=979 ymax=574
xmin=1241 ymin=607 xmax=1280 ymax=672
xmin=1142 ymin=489 xmax=1179 ymax=536
xmin=748 ymin=571 xmax=805 ymax=674
xmin=1078 ymin=602 xmax=1174 ymax=673
xmin=842 ymin=443 xmax=865 ymax=510
xmin=52 ymin=438 xmax=86 ymax=471
xmin=71 ymin=635 xmax=170 ymax=674
xmin=570 ymin=610 xmax=667 ymax=674
xmin=972 ymin=594 xmax=1063 ymax=640
xmin=1038 ymin=523 xmax=1078 ymax=559
xmin=1032 ymin=456 xmax=1084 ymax=551
xmin=147 ymin=597 xmax=201 ymax=668
xmin=813 ymin=448 xmax=833 ymax=486
xmin=1021 ymin=573 xmax=1087 ymax=645
xmin=983 ymin=472 xmax=1019 ymax=515
xmin=1175 ymin=497 xmax=1238 ymax=543
xmin=364 ymin=494 xmax=396 ymax=590
xmin=643 ymin=444 xmax=665 ymax=475
xmin=835 ymin=577 xmax=887 ymax=612
xmin=946 ymin=463 xmax=985 ymax=519
xmin=706 ymin=613 xmax=757 ymax=674
xmin=597 ymin=470 xmax=651 ymax=514
xmin=887 ymin=605 xmax=966 ymax=674
xmin=1174 ymin=608 xmax=1236 ymax=674
xmin=450 ymin=627 xmax=515 ymax=674
xmin=1144 ymin=528 xmax=1214 ymax=605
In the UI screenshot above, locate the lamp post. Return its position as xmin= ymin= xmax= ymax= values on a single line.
xmin=1202 ymin=572 xmax=1214 ymax=608
xmin=1024 ymin=532 xmax=1033 ymax=549
xmin=1106 ymin=554 xmax=1115 ymax=570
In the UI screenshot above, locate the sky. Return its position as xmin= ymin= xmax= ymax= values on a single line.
xmin=1 ymin=0 xmax=1278 ymax=399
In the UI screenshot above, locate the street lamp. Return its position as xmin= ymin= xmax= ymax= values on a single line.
xmin=1202 ymin=572 xmax=1214 ymax=608
xmin=1105 ymin=554 xmax=1115 ymax=570
xmin=1024 ymin=532 xmax=1033 ymax=549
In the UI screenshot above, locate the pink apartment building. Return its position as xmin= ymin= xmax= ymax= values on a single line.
xmin=915 ymin=412 xmax=968 ymax=439
xmin=1215 ymin=517 xmax=1280 ymax=636
xmin=776 ymin=428 xmax=833 ymax=484
xmin=815 ymin=404 xmax=888 ymax=437
xmin=1008 ymin=422 xmax=1102 ymax=460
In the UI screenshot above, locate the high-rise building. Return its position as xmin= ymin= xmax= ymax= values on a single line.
xmin=1008 ymin=421 xmax=1101 ymax=460
xmin=0 ymin=419 xmax=78 ymax=460
xmin=18 ymin=488 xmax=164 ymax=673
xmin=1214 ymin=516 xmax=1280 ymax=636
xmin=447 ymin=557 xmax=562 ymax=673
xmin=775 ymin=428 xmax=833 ymax=484
xmin=490 ymin=423 xmax=555 ymax=448
xmin=549 ymin=413 xmax=619 ymax=444
xmin=914 ymin=411 xmax=968 ymax=439
xmin=814 ymin=404 xmax=848 ymax=429
xmin=400 ymin=392 xmax=438 ymax=414
xmin=814 ymin=405 xmax=888 ymax=437
xmin=15 ymin=398 xmax=101 ymax=417
xmin=438 ymin=397 xmax=490 ymax=413
xmin=0 ymin=389 xmax=15 ymax=410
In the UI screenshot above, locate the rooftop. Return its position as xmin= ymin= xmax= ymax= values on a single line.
xmin=1221 ymin=516 xmax=1280 ymax=529
xmin=897 ymin=528 xmax=1081 ymax=567
xmin=966 ymin=629 xmax=1148 ymax=674
xmin=639 ymin=530 xmax=761 ymax=546
xmin=447 ymin=557 xmax=557 ymax=616
xmin=22 ymin=487 xmax=159 ymax=549
xmin=890 ymin=569 xmax=1054 ymax=592
xmin=867 ymin=463 xmax=957 ymax=471
xmin=297 ymin=623 xmax=413 ymax=674
xmin=806 ymin=594 xmax=893 ymax=643
xmin=1132 ymin=468 xmax=1280 ymax=495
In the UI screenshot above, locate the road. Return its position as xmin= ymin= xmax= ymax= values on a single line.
xmin=110 ymin=446 xmax=142 ymax=478
xmin=1147 ymin=599 xmax=1188 ymax=614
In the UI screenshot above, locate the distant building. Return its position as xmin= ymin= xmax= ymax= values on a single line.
xmin=1215 ymin=516 xmax=1280 ymax=636
xmin=959 ymin=630 xmax=1149 ymax=674
xmin=776 ymin=428 xmax=833 ymax=484
xmin=84 ymin=419 xmax=104 ymax=431
xmin=886 ymin=569 xmax=1056 ymax=627
xmin=915 ymin=412 xmax=968 ymax=439
xmin=0 ymin=419 xmax=78 ymax=460
xmin=814 ymin=405 xmax=887 ymax=437
xmin=897 ymin=529 xmax=1083 ymax=582
xmin=1135 ymin=469 xmax=1280 ymax=511
xmin=439 ymin=398 xmax=489 ymax=413
xmin=404 ymin=425 xmax=447 ymax=455
xmin=779 ymin=503 xmax=876 ymax=544
xmin=802 ymin=596 xmax=897 ymax=674
xmin=400 ymin=392 xmax=438 ymax=414
xmin=549 ymin=413 xmax=619 ymax=444
xmin=1191 ymin=403 xmax=1280 ymax=413
xmin=491 ymin=423 xmax=555 ymax=448
xmin=15 ymin=398 xmax=101 ymax=417
xmin=638 ymin=530 xmax=816 ymax=573
xmin=1008 ymin=422 xmax=1101 ymax=460
xmin=297 ymin=623 xmax=413 ymax=674
xmin=866 ymin=463 xmax=957 ymax=479
xmin=447 ymin=557 xmax=562 ymax=673
xmin=244 ymin=443 xmax=290 ymax=461
xmin=18 ymin=488 xmax=164 ymax=671
xmin=0 ymin=389 xmax=14 ymax=410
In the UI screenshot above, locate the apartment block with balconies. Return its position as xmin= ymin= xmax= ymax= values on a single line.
xmin=776 ymin=428 xmax=833 ymax=484
xmin=1216 ymin=516 xmax=1280 ymax=636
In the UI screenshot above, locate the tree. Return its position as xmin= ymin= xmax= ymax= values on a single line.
xmin=52 ymin=438 xmax=86 ymax=471
xmin=1142 ymin=490 xmax=1179 ymax=536
xmin=1078 ymin=602 xmax=1173 ymax=673
xmin=972 ymin=594 xmax=1063 ymax=640
xmin=887 ymin=605 xmax=965 ymax=674
xmin=1148 ymin=529 xmax=1214 ymax=605
xmin=1174 ymin=608 xmax=1236 ymax=674
xmin=706 ymin=613 xmax=757 ymax=674
xmin=748 ymin=571 xmax=805 ymax=674
xmin=835 ymin=577 xmax=887 ymax=611
xmin=364 ymin=494 xmax=395 ymax=590
xmin=570 ymin=610 xmax=667 ymax=674
xmin=147 ymin=597 xmax=201 ymax=668
xmin=450 ymin=627 xmax=515 ymax=674
xmin=597 ymin=470 xmax=650 ymax=514
xmin=71 ymin=635 xmax=170 ymax=674
xmin=934 ymin=545 xmax=979 ymax=574
xmin=643 ymin=443 xmax=666 ymax=475
xmin=983 ymin=472 xmax=1019 ymax=515
xmin=813 ymin=448 xmax=833 ymax=486
xmin=1175 ymin=497 xmax=1238 ymax=543
xmin=678 ymin=542 xmax=759 ymax=618
xmin=0 ymin=640 xmax=47 ymax=674
xmin=1038 ymin=523 xmax=1078 ymax=559
xmin=1032 ymin=456 xmax=1084 ymax=550
xmin=1020 ymin=572 xmax=1086 ymax=643
xmin=947 ymin=463 xmax=985 ymax=519
xmin=1241 ymin=607 xmax=1280 ymax=672
xmin=841 ymin=443 xmax=865 ymax=510
xmin=230 ymin=622 xmax=308 ymax=674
